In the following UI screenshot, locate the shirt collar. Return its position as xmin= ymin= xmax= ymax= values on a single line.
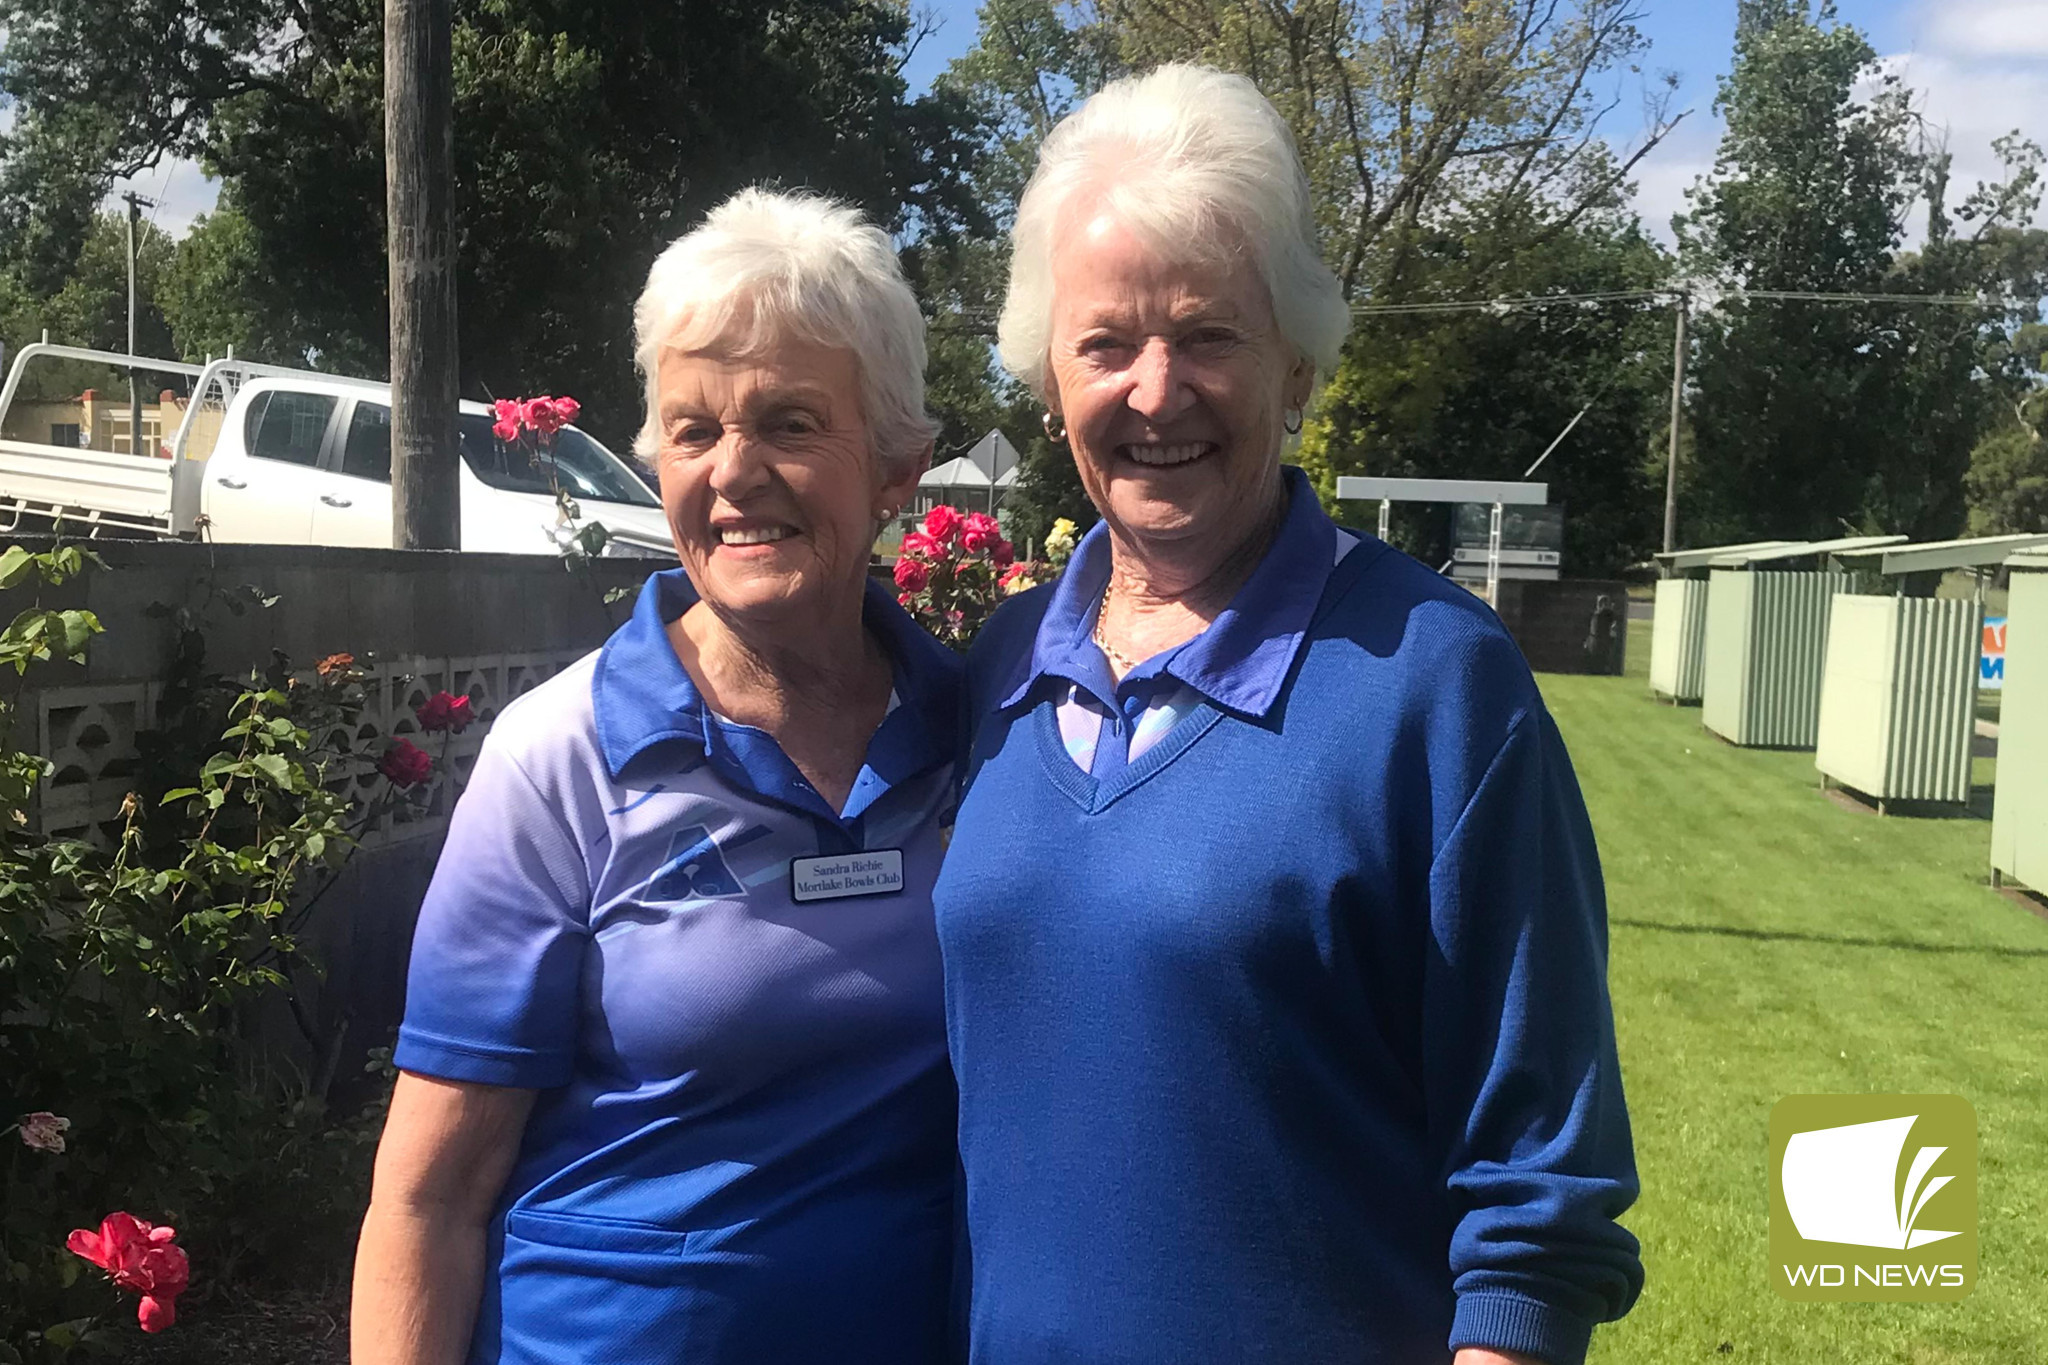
xmin=593 ymin=568 xmax=961 ymax=819
xmin=1005 ymin=465 xmax=1338 ymax=719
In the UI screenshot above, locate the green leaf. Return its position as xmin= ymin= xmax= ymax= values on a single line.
xmin=59 ymin=609 xmax=101 ymax=655
xmin=250 ymin=753 xmax=293 ymax=788
xmin=160 ymin=787 xmax=201 ymax=803
xmin=0 ymin=546 xmax=35 ymax=589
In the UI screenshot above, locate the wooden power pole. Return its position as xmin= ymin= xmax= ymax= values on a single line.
xmin=1661 ymin=291 xmax=1690 ymax=557
xmin=385 ymin=0 xmax=461 ymax=549
xmin=122 ymin=192 xmax=151 ymax=460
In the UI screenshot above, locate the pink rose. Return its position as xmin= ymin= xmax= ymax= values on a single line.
xmin=491 ymin=399 xmax=522 ymax=443
xmin=414 ymin=691 xmax=474 ymax=734
xmin=377 ymin=738 xmax=434 ymax=788
xmin=551 ymin=395 xmax=581 ymax=427
xmin=894 ymin=556 xmax=931 ymax=592
xmin=18 ymin=1111 xmax=69 ymax=1153
xmin=922 ymin=505 xmax=964 ymax=544
xmin=899 ymin=530 xmax=942 ymax=561
xmin=68 ymin=1213 xmax=190 ymax=1333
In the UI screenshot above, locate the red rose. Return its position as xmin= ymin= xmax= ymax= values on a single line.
xmin=992 ymin=538 xmax=1015 ymax=566
xmin=899 ymin=530 xmax=942 ymax=561
xmin=492 ymin=399 xmax=522 ymax=443
xmin=897 ymin=591 xmax=915 ymax=607
xmin=922 ymin=505 xmax=964 ymax=544
xmin=415 ymin=691 xmax=474 ymax=734
xmin=522 ymin=396 xmax=569 ymax=437
xmin=551 ymin=396 xmax=581 ymax=427
xmin=68 ymin=1213 xmax=190 ymax=1333
xmin=961 ymin=511 xmax=1003 ymax=552
xmin=377 ymin=738 xmax=434 ymax=788
xmin=894 ymin=556 xmax=931 ymax=592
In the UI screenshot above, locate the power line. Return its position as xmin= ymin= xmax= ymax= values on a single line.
xmin=1349 ymin=287 xmax=2010 ymax=316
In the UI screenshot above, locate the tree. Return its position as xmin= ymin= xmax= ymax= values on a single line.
xmin=1965 ymin=397 xmax=2048 ymax=537
xmin=1966 ymin=319 xmax=2048 ymax=536
xmin=1300 ymin=209 xmax=1673 ymax=574
xmin=1675 ymin=2 xmax=2046 ymax=545
xmin=0 ymin=0 xmax=985 ymax=449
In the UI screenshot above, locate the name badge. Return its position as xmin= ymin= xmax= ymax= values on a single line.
xmin=790 ymin=849 xmax=905 ymax=903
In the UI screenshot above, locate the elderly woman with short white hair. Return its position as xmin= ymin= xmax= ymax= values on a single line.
xmin=936 ymin=66 xmax=1643 ymax=1365
xmin=352 ymin=188 xmax=958 ymax=1365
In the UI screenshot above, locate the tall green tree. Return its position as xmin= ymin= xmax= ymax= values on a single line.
xmin=1301 ymin=208 xmax=1673 ymax=574
xmin=1965 ymin=319 xmax=2048 ymax=536
xmin=1675 ymin=2 xmax=2046 ymax=545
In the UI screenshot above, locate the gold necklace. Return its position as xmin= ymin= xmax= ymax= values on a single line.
xmin=1092 ymin=580 xmax=1141 ymax=672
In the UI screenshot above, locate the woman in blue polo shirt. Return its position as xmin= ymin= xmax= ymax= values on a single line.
xmin=351 ymin=189 xmax=958 ymax=1365
xmin=936 ymin=67 xmax=1644 ymax=1365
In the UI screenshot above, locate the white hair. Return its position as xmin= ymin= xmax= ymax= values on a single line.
xmin=998 ymin=64 xmax=1351 ymax=395
xmin=632 ymin=187 xmax=935 ymax=476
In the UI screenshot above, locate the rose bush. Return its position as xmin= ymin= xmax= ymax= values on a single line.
xmin=0 ymin=546 xmax=415 ymax=1359
xmin=893 ymin=506 xmax=1021 ymax=649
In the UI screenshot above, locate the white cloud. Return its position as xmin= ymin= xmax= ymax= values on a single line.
xmin=1628 ymin=115 xmax=1721 ymax=247
xmin=1879 ymin=45 xmax=2048 ymax=233
xmin=1922 ymin=1 xmax=2048 ymax=61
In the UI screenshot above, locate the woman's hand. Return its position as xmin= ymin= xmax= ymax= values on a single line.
xmin=351 ymin=1072 xmax=535 ymax=1365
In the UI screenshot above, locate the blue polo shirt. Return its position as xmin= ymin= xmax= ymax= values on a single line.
xmin=937 ymin=467 xmax=1642 ymax=1364
xmin=396 ymin=568 xmax=961 ymax=1365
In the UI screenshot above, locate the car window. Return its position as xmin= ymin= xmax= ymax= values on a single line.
xmin=341 ymin=403 xmax=393 ymax=483
xmin=243 ymin=390 xmax=336 ymax=468
xmin=457 ymin=415 xmax=660 ymax=507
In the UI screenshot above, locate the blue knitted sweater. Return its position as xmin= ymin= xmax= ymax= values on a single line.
xmin=934 ymin=536 xmax=1642 ymax=1364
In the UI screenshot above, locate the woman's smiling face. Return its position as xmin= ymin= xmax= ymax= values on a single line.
xmin=1044 ymin=209 xmax=1311 ymax=555
xmin=654 ymin=338 xmax=917 ymax=625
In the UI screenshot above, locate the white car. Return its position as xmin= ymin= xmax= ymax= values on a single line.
xmin=0 ymin=343 xmax=674 ymax=556
xmin=204 ymin=378 xmax=674 ymax=555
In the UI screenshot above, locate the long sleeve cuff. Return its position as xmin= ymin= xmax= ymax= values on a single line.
xmin=1448 ymin=1290 xmax=1596 ymax=1365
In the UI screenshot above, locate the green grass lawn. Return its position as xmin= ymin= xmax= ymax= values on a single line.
xmin=1548 ymin=622 xmax=2048 ymax=1364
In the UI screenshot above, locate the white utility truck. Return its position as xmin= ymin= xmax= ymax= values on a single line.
xmin=0 ymin=342 xmax=675 ymax=556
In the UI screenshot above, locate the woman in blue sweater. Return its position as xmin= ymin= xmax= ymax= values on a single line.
xmin=935 ymin=65 xmax=1644 ymax=1365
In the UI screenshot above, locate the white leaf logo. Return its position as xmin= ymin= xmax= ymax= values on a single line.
xmin=1782 ymin=1115 xmax=1960 ymax=1250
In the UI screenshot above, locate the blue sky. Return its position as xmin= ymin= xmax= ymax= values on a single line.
xmin=119 ymin=2 xmax=2047 ymax=242
xmin=897 ymin=0 xmax=2048 ymax=244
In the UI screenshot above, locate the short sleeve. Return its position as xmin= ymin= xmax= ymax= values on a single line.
xmin=393 ymin=738 xmax=592 ymax=1089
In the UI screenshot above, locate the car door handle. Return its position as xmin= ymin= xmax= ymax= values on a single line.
xmin=215 ymin=476 xmax=247 ymax=490
xmin=320 ymin=494 xmax=352 ymax=508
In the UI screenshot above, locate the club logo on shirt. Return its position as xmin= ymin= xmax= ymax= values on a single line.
xmin=644 ymin=824 xmax=747 ymax=901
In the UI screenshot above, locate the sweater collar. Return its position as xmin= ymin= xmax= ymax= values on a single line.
xmin=1006 ymin=465 xmax=1339 ymax=718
